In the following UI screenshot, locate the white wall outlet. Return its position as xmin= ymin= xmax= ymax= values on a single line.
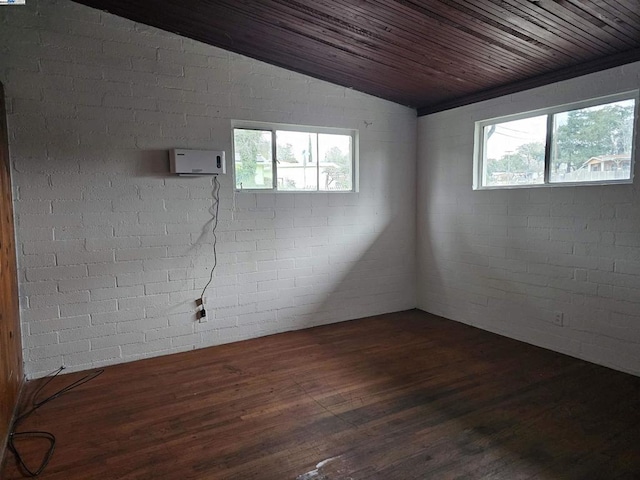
xmin=553 ymin=311 xmax=564 ymax=326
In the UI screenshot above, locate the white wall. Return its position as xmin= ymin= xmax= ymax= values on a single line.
xmin=0 ymin=0 xmax=417 ymax=378
xmin=417 ymin=63 xmax=640 ymax=376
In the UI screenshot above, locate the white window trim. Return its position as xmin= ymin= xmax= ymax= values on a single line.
xmin=473 ymin=90 xmax=639 ymax=190
xmin=232 ymin=120 xmax=359 ymax=193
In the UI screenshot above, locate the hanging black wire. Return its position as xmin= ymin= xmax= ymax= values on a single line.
xmin=199 ymin=175 xmax=221 ymax=300
xmin=8 ymin=367 xmax=104 ymax=477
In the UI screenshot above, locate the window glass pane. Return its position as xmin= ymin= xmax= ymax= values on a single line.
xmin=319 ymin=134 xmax=352 ymax=191
xmin=234 ymin=129 xmax=273 ymax=189
xmin=550 ymin=99 xmax=635 ymax=183
xmin=482 ymin=115 xmax=547 ymax=187
xmin=276 ymin=131 xmax=318 ymax=191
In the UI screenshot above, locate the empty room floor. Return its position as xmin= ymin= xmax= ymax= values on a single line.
xmin=2 ymin=310 xmax=639 ymax=479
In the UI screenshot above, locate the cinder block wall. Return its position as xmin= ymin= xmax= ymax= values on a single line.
xmin=0 ymin=0 xmax=417 ymax=378
xmin=417 ymin=63 xmax=640 ymax=376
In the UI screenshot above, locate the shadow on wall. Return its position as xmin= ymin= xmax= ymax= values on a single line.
xmin=278 ymin=216 xmax=416 ymax=335
xmin=14 ymin=141 xmax=415 ymax=377
xmin=415 ymin=148 xmax=457 ymax=319
xmin=130 ymin=150 xmax=415 ymax=347
xmin=416 ymin=157 xmax=590 ymax=364
xmin=135 ymin=150 xmax=172 ymax=177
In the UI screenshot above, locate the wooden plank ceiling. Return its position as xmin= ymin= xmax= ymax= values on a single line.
xmin=73 ymin=0 xmax=640 ymax=115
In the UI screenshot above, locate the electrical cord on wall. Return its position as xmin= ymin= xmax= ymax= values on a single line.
xmin=198 ymin=175 xmax=221 ymax=319
xmin=8 ymin=366 xmax=104 ymax=477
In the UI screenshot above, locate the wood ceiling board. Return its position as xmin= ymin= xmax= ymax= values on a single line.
xmin=418 ymin=46 xmax=640 ymax=115
xmin=571 ymin=0 xmax=640 ymax=40
xmin=107 ymin=2 xmax=444 ymax=105
xmin=87 ymin=0 xmax=465 ymax=106
xmin=384 ymin=0 xmax=620 ymax=97
xmin=602 ymin=0 xmax=640 ymax=27
xmin=246 ymin=0 xmax=532 ymax=89
xmin=561 ymin=0 xmax=640 ymax=42
xmin=534 ymin=0 xmax=637 ymax=49
xmin=77 ymin=0 xmax=497 ymax=103
xmin=244 ymin=0 xmax=564 ymax=105
xmin=220 ymin=0 xmax=493 ymax=90
xmin=281 ymin=0 xmax=524 ymax=83
xmin=462 ymin=0 xmax=610 ymax=56
xmin=418 ymin=0 xmax=596 ymax=62
xmin=236 ymin=26 xmax=471 ymax=101
xmin=354 ymin=0 xmax=563 ymax=82
xmin=241 ymin=36 xmax=453 ymax=106
xmin=487 ymin=0 xmax=623 ymax=54
xmin=245 ymin=0 xmax=549 ymax=91
xmin=340 ymin=2 xmax=558 ymax=80
xmin=384 ymin=0 xmax=569 ymax=67
xmin=71 ymin=0 xmax=640 ymax=113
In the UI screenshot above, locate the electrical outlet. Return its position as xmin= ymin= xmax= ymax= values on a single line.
xmin=553 ymin=311 xmax=564 ymax=326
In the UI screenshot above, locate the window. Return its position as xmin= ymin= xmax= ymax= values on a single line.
xmin=233 ymin=122 xmax=357 ymax=192
xmin=474 ymin=92 xmax=638 ymax=189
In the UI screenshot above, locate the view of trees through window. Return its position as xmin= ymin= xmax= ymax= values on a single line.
xmin=481 ymin=96 xmax=636 ymax=187
xmin=234 ymin=127 xmax=353 ymax=191
xmin=551 ymin=100 xmax=635 ymax=183
xmin=234 ymin=129 xmax=272 ymax=189
xmin=483 ymin=115 xmax=547 ymax=186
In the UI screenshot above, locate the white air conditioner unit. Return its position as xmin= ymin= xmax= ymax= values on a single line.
xmin=170 ymin=149 xmax=226 ymax=176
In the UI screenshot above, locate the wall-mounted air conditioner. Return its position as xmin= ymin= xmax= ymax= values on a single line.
xmin=170 ymin=149 xmax=226 ymax=176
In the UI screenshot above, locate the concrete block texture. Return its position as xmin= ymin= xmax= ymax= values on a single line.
xmin=417 ymin=62 xmax=640 ymax=376
xmin=1 ymin=0 xmax=417 ymax=378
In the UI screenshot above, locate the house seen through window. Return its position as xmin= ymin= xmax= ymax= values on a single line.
xmin=475 ymin=92 xmax=638 ymax=188
xmin=233 ymin=123 xmax=356 ymax=192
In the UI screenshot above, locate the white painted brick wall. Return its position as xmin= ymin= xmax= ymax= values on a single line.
xmin=417 ymin=63 xmax=640 ymax=376
xmin=1 ymin=0 xmax=417 ymax=378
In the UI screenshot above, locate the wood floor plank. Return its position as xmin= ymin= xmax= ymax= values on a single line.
xmin=2 ymin=310 xmax=639 ymax=479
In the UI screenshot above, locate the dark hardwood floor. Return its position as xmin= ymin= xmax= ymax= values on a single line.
xmin=2 ymin=310 xmax=639 ymax=479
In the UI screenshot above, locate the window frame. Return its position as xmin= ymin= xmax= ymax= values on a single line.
xmin=232 ymin=120 xmax=359 ymax=193
xmin=473 ymin=90 xmax=639 ymax=190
